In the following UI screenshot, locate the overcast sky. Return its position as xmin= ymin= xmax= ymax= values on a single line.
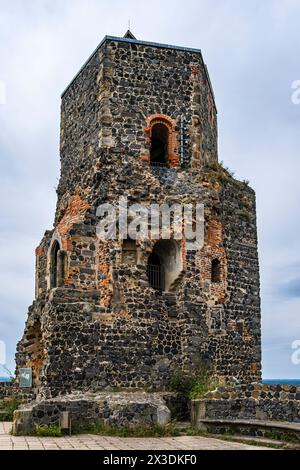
xmin=0 ymin=0 xmax=300 ymax=378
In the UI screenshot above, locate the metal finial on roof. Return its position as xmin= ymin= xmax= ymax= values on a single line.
xmin=124 ymin=30 xmax=136 ymax=39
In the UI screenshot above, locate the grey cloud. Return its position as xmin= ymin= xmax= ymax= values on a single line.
xmin=277 ymin=278 xmax=300 ymax=299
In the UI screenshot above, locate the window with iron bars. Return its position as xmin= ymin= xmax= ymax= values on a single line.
xmin=147 ymin=264 xmax=165 ymax=291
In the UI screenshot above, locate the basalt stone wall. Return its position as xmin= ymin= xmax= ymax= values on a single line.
xmin=205 ymin=382 xmax=300 ymax=401
xmin=191 ymin=384 xmax=300 ymax=424
xmin=107 ymin=40 xmax=217 ymax=165
xmin=0 ymin=383 xmax=13 ymax=399
xmin=15 ymin=36 xmax=261 ymax=399
xmin=208 ymin=177 xmax=261 ymax=382
xmin=0 ymin=383 xmax=35 ymax=402
xmin=0 ymin=383 xmax=15 ymax=400
xmin=56 ymin=48 xmax=102 ymax=220
xmin=16 ymin=171 xmax=261 ymax=397
xmin=56 ymin=38 xmax=218 ymax=219
xmin=35 ymin=230 xmax=53 ymax=300
xmin=24 ymin=172 xmax=260 ymax=398
xmin=36 ymin=289 xmax=183 ymax=397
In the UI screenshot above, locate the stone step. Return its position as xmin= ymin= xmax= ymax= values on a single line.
xmin=197 ymin=418 xmax=300 ymax=441
xmin=173 ymin=421 xmax=191 ymax=430
xmin=217 ymin=433 xmax=300 ymax=449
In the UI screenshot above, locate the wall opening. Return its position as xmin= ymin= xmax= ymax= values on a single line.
xmin=211 ymin=258 xmax=221 ymax=283
xmin=147 ymin=240 xmax=183 ymax=292
xmin=121 ymin=239 xmax=137 ymax=265
xmin=144 ymin=115 xmax=179 ymax=168
xmin=150 ymin=123 xmax=169 ymax=167
xmin=23 ymin=320 xmax=44 ymax=387
xmin=147 ymin=251 xmax=164 ymax=290
xmin=50 ymin=241 xmax=60 ymax=288
xmin=50 ymin=241 xmax=66 ymax=288
xmin=236 ymin=320 xmax=244 ymax=337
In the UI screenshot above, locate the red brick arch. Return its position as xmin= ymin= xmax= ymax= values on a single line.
xmin=143 ymin=114 xmax=180 ymax=168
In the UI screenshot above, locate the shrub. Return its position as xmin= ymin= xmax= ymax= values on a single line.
xmin=0 ymin=398 xmax=20 ymax=421
xmin=189 ymin=381 xmax=218 ymax=399
xmin=170 ymin=361 xmax=221 ymax=399
xmin=169 ymin=372 xmax=198 ymax=398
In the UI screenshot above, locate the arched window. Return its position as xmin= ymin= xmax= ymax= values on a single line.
xmin=144 ymin=115 xmax=179 ymax=168
xmin=50 ymin=241 xmax=60 ymax=288
xmin=50 ymin=241 xmax=66 ymax=288
xmin=150 ymin=123 xmax=169 ymax=167
xmin=211 ymin=258 xmax=221 ymax=283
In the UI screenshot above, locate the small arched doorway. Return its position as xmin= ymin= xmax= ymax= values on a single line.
xmin=147 ymin=251 xmax=164 ymax=290
xmin=150 ymin=123 xmax=169 ymax=167
xmin=147 ymin=240 xmax=183 ymax=292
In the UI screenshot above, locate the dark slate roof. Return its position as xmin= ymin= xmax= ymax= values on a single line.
xmin=124 ymin=30 xmax=136 ymax=39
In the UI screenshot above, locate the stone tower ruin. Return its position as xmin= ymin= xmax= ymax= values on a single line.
xmin=16 ymin=33 xmax=261 ymax=399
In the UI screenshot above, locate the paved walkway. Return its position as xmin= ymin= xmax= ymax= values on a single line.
xmin=0 ymin=422 xmax=269 ymax=450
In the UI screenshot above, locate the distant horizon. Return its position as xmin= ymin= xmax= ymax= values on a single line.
xmin=262 ymin=378 xmax=300 ymax=381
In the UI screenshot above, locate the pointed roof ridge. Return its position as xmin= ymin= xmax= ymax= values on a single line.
xmin=124 ymin=30 xmax=136 ymax=39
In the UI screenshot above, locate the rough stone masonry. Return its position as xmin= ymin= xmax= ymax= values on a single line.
xmin=15 ymin=32 xmax=261 ymax=401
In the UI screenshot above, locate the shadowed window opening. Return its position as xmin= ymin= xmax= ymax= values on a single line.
xmin=150 ymin=123 xmax=169 ymax=167
xmin=50 ymin=241 xmax=66 ymax=288
xmin=147 ymin=251 xmax=164 ymax=291
xmin=236 ymin=320 xmax=244 ymax=336
xmin=50 ymin=241 xmax=60 ymax=288
xmin=211 ymin=258 xmax=221 ymax=283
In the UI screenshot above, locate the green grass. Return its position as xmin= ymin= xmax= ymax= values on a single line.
xmin=189 ymin=382 xmax=219 ymax=399
xmin=202 ymin=161 xmax=234 ymax=186
xmin=23 ymin=422 xmax=179 ymax=438
xmin=71 ymin=422 xmax=180 ymax=438
xmin=0 ymin=398 xmax=20 ymax=421
xmin=263 ymin=430 xmax=300 ymax=444
xmin=35 ymin=425 xmax=62 ymax=437
xmin=202 ymin=161 xmax=252 ymax=191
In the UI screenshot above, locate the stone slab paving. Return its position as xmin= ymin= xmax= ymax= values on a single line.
xmin=0 ymin=422 xmax=269 ymax=450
